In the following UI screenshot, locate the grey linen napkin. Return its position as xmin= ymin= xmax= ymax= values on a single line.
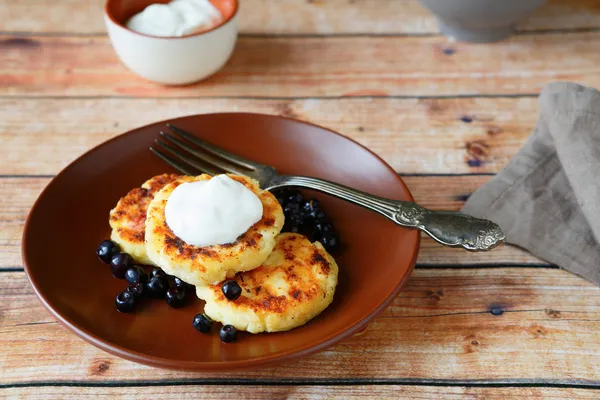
xmin=462 ymin=82 xmax=600 ymax=285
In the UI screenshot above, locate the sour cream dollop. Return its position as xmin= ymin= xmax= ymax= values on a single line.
xmin=126 ymin=0 xmax=223 ymax=37
xmin=165 ymin=175 xmax=263 ymax=247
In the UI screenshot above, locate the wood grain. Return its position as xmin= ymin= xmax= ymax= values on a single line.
xmin=2 ymin=385 xmax=598 ymax=399
xmin=5 ymin=0 xmax=600 ymax=393
xmin=0 ymin=97 xmax=539 ymax=175
xmin=2 ymin=268 xmax=599 ymax=383
xmin=2 ymin=0 xmax=599 ymax=35
xmin=0 ymin=176 xmax=543 ymax=270
xmin=3 ymin=33 xmax=600 ymax=98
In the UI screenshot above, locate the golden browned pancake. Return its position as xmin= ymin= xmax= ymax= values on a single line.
xmin=109 ymin=173 xmax=181 ymax=265
xmin=145 ymin=174 xmax=285 ymax=286
xmin=196 ymin=233 xmax=338 ymax=333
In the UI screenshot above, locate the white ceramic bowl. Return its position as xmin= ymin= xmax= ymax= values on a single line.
xmin=104 ymin=0 xmax=238 ymax=85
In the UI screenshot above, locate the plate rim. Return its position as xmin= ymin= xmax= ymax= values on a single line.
xmin=22 ymin=112 xmax=420 ymax=371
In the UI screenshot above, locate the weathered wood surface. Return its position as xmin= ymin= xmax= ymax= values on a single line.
xmin=2 ymin=0 xmax=600 ymax=35
xmin=0 ymin=176 xmax=543 ymax=270
xmin=0 ymin=97 xmax=543 ymax=175
xmin=2 ymin=268 xmax=599 ymax=383
xmin=2 ymin=385 xmax=598 ymax=399
xmin=3 ymin=33 xmax=600 ymax=98
xmin=4 ymin=0 xmax=600 ymax=395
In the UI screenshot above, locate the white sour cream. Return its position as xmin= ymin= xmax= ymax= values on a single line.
xmin=126 ymin=0 xmax=223 ymax=37
xmin=165 ymin=175 xmax=263 ymax=247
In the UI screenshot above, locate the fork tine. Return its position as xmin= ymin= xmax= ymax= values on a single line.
xmin=149 ymin=146 xmax=197 ymax=176
xmin=159 ymin=130 xmax=249 ymax=176
xmin=167 ymin=124 xmax=259 ymax=170
xmin=153 ymin=139 xmax=222 ymax=176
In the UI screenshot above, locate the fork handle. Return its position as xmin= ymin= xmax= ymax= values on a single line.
xmin=269 ymin=175 xmax=505 ymax=252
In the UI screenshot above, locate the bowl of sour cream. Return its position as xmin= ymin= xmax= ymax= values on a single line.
xmin=104 ymin=0 xmax=238 ymax=85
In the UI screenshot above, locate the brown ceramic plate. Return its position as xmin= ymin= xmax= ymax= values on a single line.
xmin=23 ymin=113 xmax=419 ymax=371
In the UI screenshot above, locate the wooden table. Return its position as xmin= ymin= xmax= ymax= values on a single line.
xmin=3 ymin=0 xmax=600 ymax=398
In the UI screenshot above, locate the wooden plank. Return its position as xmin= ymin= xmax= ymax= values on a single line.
xmin=2 ymin=33 xmax=600 ymax=98
xmin=0 ymin=97 xmax=539 ymax=175
xmin=2 ymin=385 xmax=598 ymax=399
xmin=2 ymin=268 xmax=599 ymax=382
xmin=2 ymin=0 xmax=599 ymax=35
xmin=0 ymin=176 xmax=544 ymax=270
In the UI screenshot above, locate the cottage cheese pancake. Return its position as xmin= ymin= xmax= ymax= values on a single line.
xmin=109 ymin=173 xmax=181 ymax=265
xmin=145 ymin=174 xmax=284 ymax=286
xmin=196 ymin=233 xmax=339 ymax=333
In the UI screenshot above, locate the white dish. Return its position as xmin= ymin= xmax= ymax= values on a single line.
xmin=104 ymin=0 xmax=238 ymax=85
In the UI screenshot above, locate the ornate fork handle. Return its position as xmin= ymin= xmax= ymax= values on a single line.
xmin=268 ymin=175 xmax=505 ymax=252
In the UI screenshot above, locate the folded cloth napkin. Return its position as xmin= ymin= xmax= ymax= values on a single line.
xmin=462 ymin=82 xmax=600 ymax=285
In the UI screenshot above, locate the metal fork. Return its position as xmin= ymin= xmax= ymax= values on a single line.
xmin=150 ymin=124 xmax=505 ymax=251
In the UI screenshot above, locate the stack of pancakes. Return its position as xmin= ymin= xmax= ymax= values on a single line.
xmin=109 ymin=174 xmax=338 ymax=333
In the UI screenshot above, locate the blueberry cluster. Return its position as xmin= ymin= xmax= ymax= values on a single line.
xmin=97 ymin=240 xmax=193 ymax=312
xmin=189 ymin=280 xmax=241 ymax=342
xmin=192 ymin=313 xmax=237 ymax=342
xmin=274 ymin=190 xmax=340 ymax=252
xmin=96 ymin=240 xmax=237 ymax=342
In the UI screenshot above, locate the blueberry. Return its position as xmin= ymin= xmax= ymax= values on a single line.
xmin=286 ymin=192 xmax=304 ymax=205
xmin=97 ymin=240 xmax=120 ymax=264
xmin=221 ymin=280 xmax=242 ymax=301
xmin=126 ymin=282 xmax=145 ymax=298
xmin=115 ymin=291 xmax=135 ymax=313
xmin=151 ymin=268 xmax=166 ymax=278
xmin=318 ymin=232 xmax=339 ymax=252
xmin=283 ymin=217 xmax=302 ymax=233
xmin=276 ymin=194 xmax=287 ymax=206
xmin=146 ymin=276 xmax=169 ymax=298
xmin=273 ymin=189 xmax=289 ymax=205
xmin=287 ymin=224 xmax=301 ymax=233
xmin=125 ymin=266 xmax=148 ymax=284
xmin=173 ymin=277 xmax=191 ymax=289
xmin=192 ymin=314 xmax=213 ymax=333
xmin=315 ymin=222 xmax=334 ymax=234
xmin=311 ymin=210 xmax=327 ymax=222
xmin=303 ymin=199 xmax=320 ymax=214
xmin=220 ymin=324 xmax=237 ymax=343
xmin=110 ymin=253 xmax=134 ymax=279
xmin=284 ymin=202 xmax=301 ymax=216
xmin=165 ymin=287 xmax=186 ymax=308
